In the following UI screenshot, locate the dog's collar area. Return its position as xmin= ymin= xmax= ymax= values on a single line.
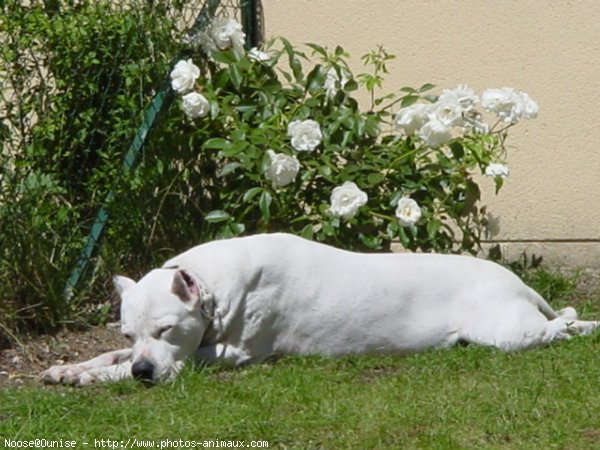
xmin=200 ymin=298 xmax=218 ymax=320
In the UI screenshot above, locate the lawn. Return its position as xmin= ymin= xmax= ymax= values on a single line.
xmin=2 ymin=271 xmax=600 ymax=449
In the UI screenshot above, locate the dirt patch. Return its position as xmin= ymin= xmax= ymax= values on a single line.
xmin=0 ymin=323 xmax=127 ymax=389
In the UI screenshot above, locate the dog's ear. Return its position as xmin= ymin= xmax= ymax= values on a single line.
xmin=171 ymin=269 xmax=201 ymax=303
xmin=113 ymin=275 xmax=136 ymax=297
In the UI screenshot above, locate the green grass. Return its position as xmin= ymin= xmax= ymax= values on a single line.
xmin=2 ymin=269 xmax=600 ymax=449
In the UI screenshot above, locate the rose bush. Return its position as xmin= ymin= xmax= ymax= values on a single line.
xmin=159 ymin=18 xmax=538 ymax=253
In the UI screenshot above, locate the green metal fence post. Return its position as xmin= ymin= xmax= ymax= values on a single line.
xmin=64 ymin=0 xmax=247 ymax=300
xmin=241 ymin=0 xmax=263 ymax=49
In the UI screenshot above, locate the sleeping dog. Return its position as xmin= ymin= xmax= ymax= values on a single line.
xmin=42 ymin=233 xmax=599 ymax=385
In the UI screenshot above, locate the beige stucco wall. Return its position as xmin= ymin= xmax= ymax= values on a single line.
xmin=263 ymin=0 xmax=600 ymax=267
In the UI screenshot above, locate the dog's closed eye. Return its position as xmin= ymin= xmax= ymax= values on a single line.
xmin=156 ymin=325 xmax=174 ymax=339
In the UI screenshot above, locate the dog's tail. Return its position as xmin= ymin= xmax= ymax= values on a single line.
xmin=527 ymin=287 xmax=578 ymax=321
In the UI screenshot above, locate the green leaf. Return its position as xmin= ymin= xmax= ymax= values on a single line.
xmin=359 ymin=233 xmax=383 ymax=250
xmin=322 ymin=217 xmax=338 ymax=236
xmin=306 ymin=64 xmax=326 ymax=92
xmin=354 ymin=117 xmax=366 ymax=137
xmin=231 ymin=129 xmax=246 ymax=141
xmin=281 ymin=37 xmax=303 ymax=82
xmin=494 ymin=177 xmax=504 ymax=195
xmin=319 ymin=166 xmax=332 ymax=178
xmin=212 ymin=69 xmax=231 ymax=89
xmin=387 ymin=221 xmax=400 ymax=239
xmin=306 ymin=43 xmax=328 ymax=58
xmin=389 ymin=191 xmax=402 ymax=207
xmin=450 ymin=142 xmax=465 ymax=160
xmin=341 ymin=130 xmax=354 ymax=147
xmin=220 ymin=140 xmax=248 ymax=157
xmin=156 ymin=159 xmax=164 ymax=175
xmin=398 ymin=227 xmax=410 ymax=248
xmin=228 ymin=222 xmax=246 ymax=235
xmin=364 ymin=115 xmax=380 ymax=137
xmin=243 ymin=187 xmax=263 ymax=202
xmin=419 ymin=83 xmax=436 ymax=92
xmin=344 ymin=79 xmax=358 ymax=92
xmin=374 ymin=92 xmax=396 ymax=106
xmin=334 ymin=45 xmax=347 ymax=57
xmin=400 ymin=95 xmax=419 ymax=107
xmin=211 ymin=50 xmax=237 ymax=65
xmin=229 ymin=64 xmax=242 ymax=89
xmin=210 ymin=101 xmax=221 ymax=120
xmin=235 ymin=104 xmax=257 ymax=114
xmin=203 ymin=138 xmax=231 ymax=150
xmin=204 ymin=210 xmax=231 ymax=223
xmin=217 ymin=162 xmax=241 ymax=178
xmin=400 ymin=87 xmax=417 ymax=94
xmin=259 ymin=151 xmax=272 ymax=174
xmin=427 ymin=219 xmax=442 ymax=239
xmin=290 ymin=57 xmax=303 ymax=82
xmin=367 ymin=172 xmax=385 ymax=185
xmin=300 ymin=224 xmax=314 ymax=240
xmin=259 ymin=191 xmax=273 ymax=222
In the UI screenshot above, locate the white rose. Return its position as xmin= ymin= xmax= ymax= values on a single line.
xmin=394 ymin=103 xmax=431 ymax=135
xmin=329 ymin=181 xmax=368 ymax=220
xmin=181 ymin=92 xmax=210 ymax=119
xmin=418 ymin=118 xmax=453 ymax=147
xmin=438 ymin=85 xmax=479 ymax=111
xmin=209 ymin=18 xmax=245 ymax=53
xmin=324 ymin=67 xmax=350 ymax=100
xmin=520 ymin=92 xmax=539 ymax=119
xmin=395 ymin=197 xmax=422 ymax=227
xmin=265 ymin=150 xmax=300 ymax=187
xmin=183 ymin=30 xmax=216 ymax=54
xmin=248 ymin=47 xmax=270 ymax=62
xmin=430 ymin=97 xmax=464 ymax=128
xmin=485 ymin=163 xmax=509 ymax=179
xmin=481 ymin=88 xmax=538 ymax=124
xmin=170 ymin=59 xmax=200 ymax=93
xmin=481 ymin=88 xmax=520 ymax=123
xmin=287 ymin=119 xmax=323 ymax=152
xmin=195 ymin=31 xmax=218 ymax=55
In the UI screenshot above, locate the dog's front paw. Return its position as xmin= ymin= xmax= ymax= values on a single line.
xmin=75 ymin=371 xmax=97 ymax=386
xmin=41 ymin=364 xmax=87 ymax=385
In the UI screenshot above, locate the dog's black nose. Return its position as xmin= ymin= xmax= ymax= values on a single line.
xmin=131 ymin=359 xmax=155 ymax=382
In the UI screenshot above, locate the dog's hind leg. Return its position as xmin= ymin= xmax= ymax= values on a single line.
xmin=568 ymin=319 xmax=600 ymax=336
xmin=460 ymin=287 xmax=600 ymax=352
xmin=533 ymin=317 xmax=600 ymax=346
xmin=466 ymin=314 xmax=600 ymax=352
xmin=41 ymin=348 xmax=132 ymax=385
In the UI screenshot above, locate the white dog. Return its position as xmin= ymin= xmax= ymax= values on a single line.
xmin=42 ymin=233 xmax=599 ymax=385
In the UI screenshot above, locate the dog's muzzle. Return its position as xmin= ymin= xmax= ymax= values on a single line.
xmin=131 ymin=359 xmax=155 ymax=382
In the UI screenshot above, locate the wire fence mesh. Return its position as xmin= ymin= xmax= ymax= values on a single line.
xmin=0 ymin=0 xmax=263 ymax=337
xmin=0 ymin=0 xmax=262 ymax=196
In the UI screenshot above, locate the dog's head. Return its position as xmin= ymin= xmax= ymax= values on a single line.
xmin=114 ymin=267 xmax=214 ymax=383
